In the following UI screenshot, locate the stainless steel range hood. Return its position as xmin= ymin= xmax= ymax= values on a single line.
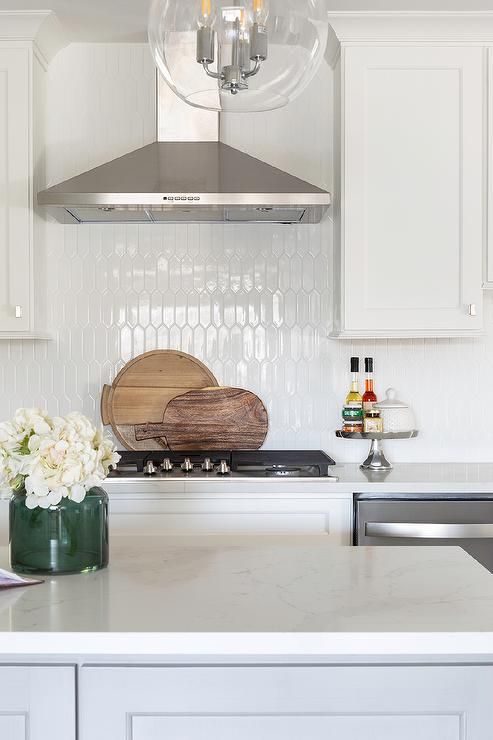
xmin=38 ymin=141 xmax=330 ymax=224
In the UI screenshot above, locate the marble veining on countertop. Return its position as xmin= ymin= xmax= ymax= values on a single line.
xmin=1 ymin=537 xmax=493 ymax=658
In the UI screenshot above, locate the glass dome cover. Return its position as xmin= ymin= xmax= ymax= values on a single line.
xmin=148 ymin=0 xmax=329 ymax=113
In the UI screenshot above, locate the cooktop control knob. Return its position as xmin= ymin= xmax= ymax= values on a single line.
xmin=217 ymin=459 xmax=231 ymax=475
xmin=144 ymin=460 xmax=157 ymax=476
xmin=181 ymin=457 xmax=193 ymax=472
xmin=161 ymin=458 xmax=173 ymax=472
xmin=202 ymin=457 xmax=213 ymax=472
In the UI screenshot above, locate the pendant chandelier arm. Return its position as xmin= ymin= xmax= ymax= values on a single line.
xmin=202 ymin=61 xmax=224 ymax=80
xmin=243 ymin=60 xmax=262 ymax=79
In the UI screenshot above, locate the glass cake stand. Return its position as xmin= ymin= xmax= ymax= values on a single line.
xmin=335 ymin=430 xmax=419 ymax=471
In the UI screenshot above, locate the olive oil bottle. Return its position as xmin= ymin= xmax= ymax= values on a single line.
xmin=342 ymin=357 xmax=363 ymax=432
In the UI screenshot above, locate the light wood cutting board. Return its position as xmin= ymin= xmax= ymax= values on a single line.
xmin=101 ymin=350 xmax=219 ymax=450
xmin=134 ymin=387 xmax=269 ymax=451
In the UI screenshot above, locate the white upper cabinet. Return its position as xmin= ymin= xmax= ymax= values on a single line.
xmin=486 ymin=47 xmax=493 ymax=288
xmin=0 ymin=13 xmax=64 ymax=339
xmin=0 ymin=48 xmax=32 ymax=333
xmin=332 ymin=45 xmax=484 ymax=338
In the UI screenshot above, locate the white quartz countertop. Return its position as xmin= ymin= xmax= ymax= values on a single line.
xmin=105 ymin=463 xmax=493 ymax=497
xmin=2 ymin=536 xmax=493 ymax=659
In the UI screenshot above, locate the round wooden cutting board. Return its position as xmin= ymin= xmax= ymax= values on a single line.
xmin=134 ymin=387 xmax=269 ymax=451
xmin=101 ymin=350 xmax=219 ymax=451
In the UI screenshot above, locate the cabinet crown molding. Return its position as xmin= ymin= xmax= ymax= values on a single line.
xmin=0 ymin=11 xmax=66 ymax=64
xmin=328 ymin=11 xmax=493 ymax=44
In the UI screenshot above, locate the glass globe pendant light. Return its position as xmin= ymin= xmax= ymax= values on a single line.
xmin=148 ymin=0 xmax=329 ymax=113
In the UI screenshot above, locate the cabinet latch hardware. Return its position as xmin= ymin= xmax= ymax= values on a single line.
xmin=467 ymin=303 xmax=477 ymax=317
xmin=15 ymin=305 xmax=22 ymax=319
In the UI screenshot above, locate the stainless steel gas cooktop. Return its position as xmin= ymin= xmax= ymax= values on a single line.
xmin=109 ymin=450 xmax=337 ymax=479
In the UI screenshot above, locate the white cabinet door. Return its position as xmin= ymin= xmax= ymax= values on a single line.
xmin=486 ymin=47 xmax=493 ymax=288
xmin=0 ymin=48 xmax=32 ymax=332
xmin=0 ymin=666 xmax=75 ymax=740
xmin=334 ymin=45 xmax=483 ymax=338
xmin=80 ymin=664 xmax=493 ymax=740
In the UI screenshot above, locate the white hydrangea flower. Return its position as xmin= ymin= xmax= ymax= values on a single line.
xmin=0 ymin=408 xmax=120 ymax=509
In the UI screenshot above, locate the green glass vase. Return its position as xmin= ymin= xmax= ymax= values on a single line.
xmin=9 ymin=487 xmax=109 ymax=575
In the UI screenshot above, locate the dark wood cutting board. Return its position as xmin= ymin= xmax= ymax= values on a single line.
xmin=134 ymin=387 xmax=268 ymax=451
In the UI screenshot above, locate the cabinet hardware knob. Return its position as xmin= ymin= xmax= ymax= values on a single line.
xmin=15 ymin=305 xmax=22 ymax=319
xmin=468 ymin=303 xmax=477 ymax=317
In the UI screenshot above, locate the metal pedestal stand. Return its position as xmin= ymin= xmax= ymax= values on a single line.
xmin=335 ymin=431 xmax=419 ymax=471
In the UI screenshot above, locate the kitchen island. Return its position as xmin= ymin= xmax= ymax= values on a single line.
xmin=1 ymin=536 xmax=493 ymax=738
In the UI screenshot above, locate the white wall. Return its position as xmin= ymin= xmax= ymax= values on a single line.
xmin=220 ymin=58 xmax=333 ymax=193
xmin=0 ymin=41 xmax=492 ymax=462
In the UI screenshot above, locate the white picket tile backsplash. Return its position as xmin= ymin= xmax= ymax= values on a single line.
xmin=5 ymin=218 xmax=493 ymax=460
xmin=0 ymin=43 xmax=491 ymax=462
xmin=7 ymin=218 xmax=332 ymax=452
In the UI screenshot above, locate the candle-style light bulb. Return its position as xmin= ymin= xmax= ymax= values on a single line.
xmin=238 ymin=6 xmax=251 ymax=70
xmin=199 ymin=0 xmax=213 ymax=27
xmin=250 ymin=0 xmax=268 ymax=61
xmin=253 ymin=0 xmax=268 ymax=25
xmin=197 ymin=0 xmax=215 ymax=65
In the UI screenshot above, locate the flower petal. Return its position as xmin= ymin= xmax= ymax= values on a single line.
xmin=49 ymin=489 xmax=63 ymax=506
xmin=70 ymin=484 xmax=86 ymax=503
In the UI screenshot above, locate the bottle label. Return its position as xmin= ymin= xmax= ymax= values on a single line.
xmin=342 ymin=404 xmax=363 ymax=422
xmin=364 ymin=417 xmax=383 ymax=433
xmin=363 ymin=401 xmax=375 ymax=413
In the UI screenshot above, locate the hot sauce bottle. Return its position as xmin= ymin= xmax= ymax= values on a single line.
xmin=362 ymin=357 xmax=378 ymax=415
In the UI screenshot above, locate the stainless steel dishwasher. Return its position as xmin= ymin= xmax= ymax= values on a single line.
xmin=354 ymin=493 xmax=493 ymax=573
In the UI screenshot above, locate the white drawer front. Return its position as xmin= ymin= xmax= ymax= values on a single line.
xmin=132 ymin=713 xmax=457 ymax=740
xmin=80 ymin=665 xmax=493 ymax=740
xmin=109 ymin=497 xmax=351 ymax=540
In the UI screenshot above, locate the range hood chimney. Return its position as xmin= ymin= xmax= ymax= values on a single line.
xmin=38 ymin=74 xmax=331 ymax=225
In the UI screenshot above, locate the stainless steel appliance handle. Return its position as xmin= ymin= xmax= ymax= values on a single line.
xmin=365 ymin=522 xmax=493 ymax=539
